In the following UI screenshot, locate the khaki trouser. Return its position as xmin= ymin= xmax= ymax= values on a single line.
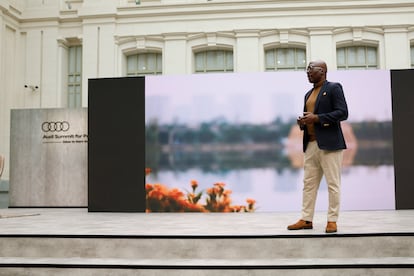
xmin=301 ymin=141 xmax=343 ymax=222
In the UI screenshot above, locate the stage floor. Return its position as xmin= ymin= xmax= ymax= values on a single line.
xmin=0 ymin=208 xmax=413 ymax=236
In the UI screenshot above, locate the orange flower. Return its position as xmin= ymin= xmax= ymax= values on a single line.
xmin=144 ymin=178 xmax=257 ymax=213
xmin=146 ymin=183 xmax=153 ymax=191
xmin=232 ymin=205 xmax=242 ymax=212
xmin=206 ymin=188 xmax=215 ymax=195
xmin=223 ymin=190 xmax=232 ymax=197
xmin=190 ymin=180 xmax=198 ymax=190
xmin=169 ymin=188 xmax=184 ymax=199
xmin=145 ymin=168 xmax=152 ymax=176
xmin=246 ymin=198 xmax=256 ymax=205
xmin=214 ymin=182 xmax=225 ymax=189
xmin=246 ymin=198 xmax=256 ymax=212
xmin=221 ymin=197 xmax=232 ymax=207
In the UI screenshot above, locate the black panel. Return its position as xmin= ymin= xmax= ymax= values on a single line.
xmin=391 ymin=69 xmax=414 ymax=210
xmin=88 ymin=77 xmax=146 ymax=212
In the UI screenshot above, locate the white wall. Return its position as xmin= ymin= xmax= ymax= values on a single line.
xmin=1 ymin=0 xmax=414 ymax=182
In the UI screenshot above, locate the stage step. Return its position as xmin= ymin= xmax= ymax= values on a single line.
xmin=0 ymin=234 xmax=413 ymax=275
xmin=0 ymin=257 xmax=413 ymax=275
xmin=1 ymin=234 xmax=413 ymax=259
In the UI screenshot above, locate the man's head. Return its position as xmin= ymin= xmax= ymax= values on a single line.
xmin=306 ymin=60 xmax=327 ymax=85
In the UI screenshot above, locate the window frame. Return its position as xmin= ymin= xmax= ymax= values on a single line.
xmin=126 ymin=52 xmax=162 ymax=76
xmin=336 ymin=45 xmax=378 ymax=70
xmin=67 ymin=45 xmax=82 ymax=108
xmin=194 ymin=49 xmax=234 ymax=73
xmin=264 ymin=47 xmax=307 ymax=71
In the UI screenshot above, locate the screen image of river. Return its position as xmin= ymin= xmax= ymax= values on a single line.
xmin=145 ymin=71 xmax=394 ymax=212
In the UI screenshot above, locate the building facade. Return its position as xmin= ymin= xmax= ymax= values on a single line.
xmin=1 ymin=0 xmax=414 ymax=184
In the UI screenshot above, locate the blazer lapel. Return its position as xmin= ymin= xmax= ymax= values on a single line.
xmin=313 ymin=81 xmax=328 ymax=112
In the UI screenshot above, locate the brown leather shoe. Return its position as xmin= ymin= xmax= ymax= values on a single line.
xmin=287 ymin=219 xmax=313 ymax=230
xmin=325 ymin=221 xmax=337 ymax=233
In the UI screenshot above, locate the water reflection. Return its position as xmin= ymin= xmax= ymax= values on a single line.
xmin=146 ymin=122 xmax=394 ymax=212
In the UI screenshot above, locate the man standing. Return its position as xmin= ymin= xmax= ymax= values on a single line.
xmin=287 ymin=60 xmax=348 ymax=233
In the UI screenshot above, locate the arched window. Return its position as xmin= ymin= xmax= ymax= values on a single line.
xmin=194 ymin=50 xmax=233 ymax=73
xmin=126 ymin=52 xmax=162 ymax=76
xmin=265 ymin=47 xmax=306 ymax=71
xmin=337 ymin=46 xmax=378 ymax=69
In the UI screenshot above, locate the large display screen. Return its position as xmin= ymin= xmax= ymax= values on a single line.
xmin=145 ymin=70 xmax=394 ymax=212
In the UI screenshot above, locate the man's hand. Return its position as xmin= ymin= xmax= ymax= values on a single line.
xmin=297 ymin=116 xmax=306 ymax=127
xmin=301 ymin=112 xmax=319 ymax=125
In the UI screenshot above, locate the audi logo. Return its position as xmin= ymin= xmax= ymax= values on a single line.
xmin=41 ymin=121 xmax=70 ymax=132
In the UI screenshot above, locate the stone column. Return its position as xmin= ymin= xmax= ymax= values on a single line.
xmin=164 ymin=33 xmax=187 ymax=75
xmin=384 ymin=27 xmax=410 ymax=69
xmin=235 ymin=30 xmax=260 ymax=72
xmin=309 ymin=28 xmax=334 ymax=68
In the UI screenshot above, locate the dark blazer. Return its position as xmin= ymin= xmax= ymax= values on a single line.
xmin=302 ymin=80 xmax=348 ymax=152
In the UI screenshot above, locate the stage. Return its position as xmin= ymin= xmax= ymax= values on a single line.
xmin=0 ymin=208 xmax=413 ymax=236
xmin=0 ymin=208 xmax=413 ymax=275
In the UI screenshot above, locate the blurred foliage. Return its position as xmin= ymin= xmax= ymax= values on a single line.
xmin=146 ymin=119 xmax=394 ymax=171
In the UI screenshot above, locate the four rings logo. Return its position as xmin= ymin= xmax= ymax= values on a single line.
xmin=41 ymin=121 xmax=70 ymax=132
